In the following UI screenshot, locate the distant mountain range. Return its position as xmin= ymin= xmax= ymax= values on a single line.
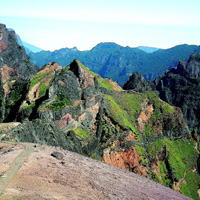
xmin=28 ymin=42 xmax=200 ymax=86
xmin=137 ymin=46 xmax=160 ymax=53
xmin=22 ymin=41 xmax=43 ymax=53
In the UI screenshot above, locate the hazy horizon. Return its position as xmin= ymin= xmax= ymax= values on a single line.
xmin=1 ymin=0 xmax=200 ymax=51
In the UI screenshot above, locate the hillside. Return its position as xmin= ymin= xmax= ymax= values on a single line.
xmin=0 ymin=142 xmax=191 ymax=200
xmin=0 ymin=23 xmax=200 ymax=200
xmin=28 ymin=42 xmax=200 ymax=86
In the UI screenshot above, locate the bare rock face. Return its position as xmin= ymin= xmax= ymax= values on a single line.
xmin=102 ymin=146 xmax=148 ymax=176
xmin=20 ymin=62 xmax=62 ymax=108
xmin=0 ymin=24 xmax=39 ymax=123
xmin=155 ymin=53 xmax=200 ymax=132
xmin=0 ymin=23 xmax=39 ymax=78
xmin=123 ymin=71 xmax=155 ymax=92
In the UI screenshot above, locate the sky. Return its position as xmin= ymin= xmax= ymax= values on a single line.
xmin=0 ymin=0 xmax=200 ymax=51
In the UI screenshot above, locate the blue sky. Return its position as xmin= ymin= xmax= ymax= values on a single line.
xmin=1 ymin=0 xmax=200 ymax=51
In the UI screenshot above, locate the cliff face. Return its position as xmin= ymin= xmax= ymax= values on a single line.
xmin=0 ymin=24 xmax=39 ymax=123
xmin=123 ymin=71 xmax=155 ymax=92
xmin=0 ymin=24 xmax=39 ymax=78
xmin=155 ymin=53 xmax=200 ymax=133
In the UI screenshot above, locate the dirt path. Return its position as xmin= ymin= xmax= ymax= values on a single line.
xmin=0 ymin=143 xmax=34 ymax=196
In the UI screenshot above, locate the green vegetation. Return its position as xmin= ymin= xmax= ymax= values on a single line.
xmin=101 ymin=117 xmax=111 ymax=143
xmin=148 ymin=137 xmax=198 ymax=179
xmin=7 ymin=81 xmax=25 ymax=106
xmin=90 ymin=152 xmax=97 ymax=160
xmin=76 ymin=60 xmax=115 ymax=90
xmin=152 ymin=172 xmax=162 ymax=183
xmin=148 ymin=139 xmax=164 ymax=157
xmin=147 ymin=91 xmax=174 ymax=120
xmin=135 ymin=145 xmax=146 ymax=165
xmin=39 ymin=81 xmax=47 ymax=97
xmin=20 ymin=102 xmax=35 ymax=111
xmin=105 ymin=94 xmax=134 ymax=130
xmin=166 ymin=138 xmax=197 ymax=180
xmin=74 ymin=127 xmax=89 ymax=139
xmin=148 ymin=136 xmax=199 ymax=199
xmin=48 ymin=94 xmax=72 ymax=111
xmin=145 ymin=123 xmax=152 ymax=139
xmin=39 ymin=77 xmax=54 ymax=98
xmin=64 ymin=65 xmax=70 ymax=71
xmin=159 ymin=161 xmax=171 ymax=186
xmin=105 ymin=94 xmax=141 ymax=141
xmin=180 ymin=170 xmax=200 ymax=200
xmin=111 ymin=92 xmax=143 ymax=124
xmin=30 ymin=70 xmax=52 ymax=88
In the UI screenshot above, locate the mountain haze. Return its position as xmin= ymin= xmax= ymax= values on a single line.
xmin=137 ymin=46 xmax=160 ymax=53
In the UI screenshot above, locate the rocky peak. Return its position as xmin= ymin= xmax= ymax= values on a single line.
xmin=69 ymin=59 xmax=95 ymax=89
xmin=123 ymin=71 xmax=155 ymax=92
xmin=0 ymin=23 xmax=39 ymax=78
xmin=155 ymin=53 xmax=200 ymax=133
xmin=185 ymin=53 xmax=200 ymax=78
xmin=169 ymin=53 xmax=200 ymax=78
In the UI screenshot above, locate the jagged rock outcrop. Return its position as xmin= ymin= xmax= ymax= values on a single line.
xmin=0 ymin=24 xmax=39 ymax=123
xmin=4 ymin=119 xmax=82 ymax=154
xmin=123 ymin=71 xmax=155 ymax=92
xmin=0 ymin=24 xmax=39 ymax=78
xmin=155 ymin=53 xmax=200 ymax=132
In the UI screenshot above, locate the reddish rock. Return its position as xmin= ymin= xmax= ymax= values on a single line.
xmin=79 ymin=67 xmax=95 ymax=88
xmin=57 ymin=113 xmax=73 ymax=129
xmin=138 ymin=104 xmax=154 ymax=131
xmin=0 ymin=65 xmax=15 ymax=97
xmin=102 ymin=146 xmax=148 ymax=176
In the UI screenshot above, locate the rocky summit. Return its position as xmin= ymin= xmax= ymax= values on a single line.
xmin=155 ymin=53 xmax=200 ymax=134
xmin=0 ymin=24 xmax=200 ymax=200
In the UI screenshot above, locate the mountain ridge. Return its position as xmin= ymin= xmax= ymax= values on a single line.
xmin=28 ymin=42 xmax=200 ymax=86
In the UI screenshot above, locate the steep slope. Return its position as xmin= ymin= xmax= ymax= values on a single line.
xmin=0 ymin=142 xmax=191 ymax=200
xmin=1 ymin=59 xmax=199 ymax=199
xmin=29 ymin=42 xmax=200 ymax=85
xmin=155 ymin=53 xmax=200 ymax=133
xmin=0 ymin=24 xmax=39 ymax=123
xmin=0 ymin=24 xmax=39 ymax=78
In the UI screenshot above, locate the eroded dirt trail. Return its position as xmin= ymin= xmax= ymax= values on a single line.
xmin=0 ymin=143 xmax=34 ymax=196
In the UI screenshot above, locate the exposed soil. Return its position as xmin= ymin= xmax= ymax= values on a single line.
xmin=0 ymin=142 xmax=192 ymax=200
